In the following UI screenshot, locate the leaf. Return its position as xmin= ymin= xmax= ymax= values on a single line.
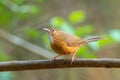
xmin=24 ymin=27 xmax=40 ymax=38
xmin=75 ymin=25 xmax=94 ymax=36
xmin=80 ymin=52 xmax=97 ymax=58
xmin=77 ymin=46 xmax=97 ymax=58
xmin=18 ymin=5 xmax=39 ymax=14
xmin=88 ymin=42 xmax=100 ymax=51
xmin=98 ymin=35 xmax=114 ymax=47
xmin=0 ymin=4 xmax=13 ymax=26
xmin=109 ymin=29 xmax=120 ymax=43
xmin=12 ymin=0 xmax=24 ymax=5
xmin=41 ymin=35 xmax=50 ymax=49
xmin=69 ymin=11 xmax=86 ymax=23
xmin=50 ymin=17 xmax=75 ymax=34
xmin=50 ymin=17 xmax=64 ymax=27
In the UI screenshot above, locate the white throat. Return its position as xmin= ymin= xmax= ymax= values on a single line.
xmin=48 ymin=34 xmax=54 ymax=43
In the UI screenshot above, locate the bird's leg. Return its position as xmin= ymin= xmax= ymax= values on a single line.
xmin=51 ymin=54 xmax=62 ymax=65
xmin=70 ymin=53 xmax=77 ymax=65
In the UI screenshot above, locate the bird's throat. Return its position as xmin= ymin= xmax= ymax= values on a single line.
xmin=48 ymin=34 xmax=54 ymax=43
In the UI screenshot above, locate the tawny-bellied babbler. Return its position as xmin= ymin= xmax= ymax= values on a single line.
xmin=43 ymin=27 xmax=105 ymax=64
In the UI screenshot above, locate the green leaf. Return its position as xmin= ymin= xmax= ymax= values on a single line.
xmin=88 ymin=42 xmax=100 ymax=51
xmin=12 ymin=0 xmax=24 ymax=5
xmin=98 ymin=35 xmax=114 ymax=47
xmin=50 ymin=17 xmax=75 ymax=34
xmin=24 ymin=27 xmax=40 ymax=38
xmin=18 ymin=5 xmax=39 ymax=14
xmin=41 ymin=35 xmax=50 ymax=49
xmin=0 ymin=4 xmax=13 ymax=26
xmin=77 ymin=46 xmax=96 ymax=58
xmin=75 ymin=25 xmax=94 ymax=36
xmin=80 ymin=52 xmax=96 ymax=58
xmin=60 ymin=22 xmax=75 ymax=34
xmin=69 ymin=11 xmax=86 ymax=23
xmin=109 ymin=29 xmax=120 ymax=43
xmin=50 ymin=17 xmax=64 ymax=27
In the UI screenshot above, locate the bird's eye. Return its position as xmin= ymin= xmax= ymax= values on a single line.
xmin=52 ymin=29 xmax=55 ymax=32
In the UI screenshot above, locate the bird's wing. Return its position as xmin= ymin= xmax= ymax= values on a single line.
xmin=60 ymin=31 xmax=82 ymax=46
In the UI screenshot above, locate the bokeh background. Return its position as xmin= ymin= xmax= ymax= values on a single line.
xmin=0 ymin=0 xmax=120 ymax=80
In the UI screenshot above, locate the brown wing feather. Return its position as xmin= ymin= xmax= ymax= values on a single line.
xmin=60 ymin=31 xmax=82 ymax=46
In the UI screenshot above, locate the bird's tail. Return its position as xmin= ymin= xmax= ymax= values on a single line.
xmin=83 ymin=36 xmax=106 ymax=43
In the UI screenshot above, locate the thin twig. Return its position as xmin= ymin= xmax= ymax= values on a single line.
xmin=0 ymin=58 xmax=120 ymax=72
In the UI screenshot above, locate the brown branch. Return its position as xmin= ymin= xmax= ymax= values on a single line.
xmin=0 ymin=58 xmax=120 ymax=72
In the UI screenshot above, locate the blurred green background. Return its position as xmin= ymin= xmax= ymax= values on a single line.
xmin=0 ymin=0 xmax=120 ymax=80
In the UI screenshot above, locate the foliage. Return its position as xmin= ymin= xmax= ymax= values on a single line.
xmin=0 ymin=0 xmax=42 ymax=79
xmin=69 ymin=11 xmax=86 ymax=24
xmin=0 ymin=0 xmax=40 ymax=27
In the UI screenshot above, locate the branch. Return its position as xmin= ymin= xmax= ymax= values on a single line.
xmin=0 ymin=58 xmax=120 ymax=72
xmin=0 ymin=29 xmax=56 ymax=59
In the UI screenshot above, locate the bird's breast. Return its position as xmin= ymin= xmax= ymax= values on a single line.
xmin=50 ymin=39 xmax=80 ymax=55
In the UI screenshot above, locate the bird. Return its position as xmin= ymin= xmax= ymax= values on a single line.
xmin=42 ymin=27 xmax=105 ymax=65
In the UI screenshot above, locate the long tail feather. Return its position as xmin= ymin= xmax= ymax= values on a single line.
xmin=84 ymin=36 xmax=106 ymax=43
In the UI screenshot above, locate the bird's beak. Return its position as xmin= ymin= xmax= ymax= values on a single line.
xmin=42 ymin=28 xmax=50 ymax=33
